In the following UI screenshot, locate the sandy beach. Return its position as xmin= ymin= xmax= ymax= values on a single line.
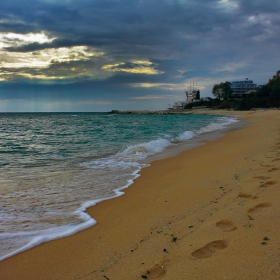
xmin=1 ymin=109 xmax=280 ymax=280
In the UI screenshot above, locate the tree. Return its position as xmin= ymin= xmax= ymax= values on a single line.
xmin=212 ymin=84 xmax=223 ymax=99
xmin=269 ymin=70 xmax=280 ymax=97
xmin=255 ymin=70 xmax=280 ymax=98
xmin=212 ymin=81 xmax=233 ymax=100
xmin=221 ymin=81 xmax=233 ymax=100
xmin=270 ymin=70 xmax=280 ymax=81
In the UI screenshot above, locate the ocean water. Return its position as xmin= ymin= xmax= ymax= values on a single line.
xmin=0 ymin=112 xmax=238 ymax=261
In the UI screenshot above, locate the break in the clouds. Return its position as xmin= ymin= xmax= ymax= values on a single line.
xmin=0 ymin=32 xmax=55 ymax=48
xmin=102 ymin=61 xmax=163 ymax=75
xmin=0 ymin=0 xmax=280 ymax=111
xmin=0 ymin=43 xmax=105 ymax=81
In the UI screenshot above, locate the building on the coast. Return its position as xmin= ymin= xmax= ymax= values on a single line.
xmin=172 ymin=82 xmax=200 ymax=109
xmin=186 ymin=85 xmax=200 ymax=103
xmin=230 ymin=78 xmax=257 ymax=97
xmin=172 ymin=101 xmax=188 ymax=109
xmin=200 ymin=97 xmax=211 ymax=102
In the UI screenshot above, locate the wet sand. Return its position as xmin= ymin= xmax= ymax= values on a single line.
xmin=1 ymin=109 xmax=280 ymax=280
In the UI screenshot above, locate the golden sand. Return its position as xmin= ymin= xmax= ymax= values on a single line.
xmin=0 ymin=109 xmax=280 ymax=280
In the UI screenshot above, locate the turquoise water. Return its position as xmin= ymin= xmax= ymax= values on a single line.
xmin=0 ymin=112 xmax=238 ymax=260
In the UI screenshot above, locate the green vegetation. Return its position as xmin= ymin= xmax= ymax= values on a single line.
xmin=261 ymin=237 xmax=270 ymax=245
xmin=212 ymin=81 xmax=233 ymax=100
xmin=172 ymin=237 xmax=177 ymax=242
xmin=185 ymin=70 xmax=280 ymax=110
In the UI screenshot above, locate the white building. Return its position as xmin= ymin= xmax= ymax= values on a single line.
xmin=231 ymin=78 xmax=257 ymax=96
xmin=173 ymin=101 xmax=188 ymax=110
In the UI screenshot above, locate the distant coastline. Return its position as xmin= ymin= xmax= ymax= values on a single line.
xmin=108 ymin=107 xmax=269 ymax=115
xmin=108 ymin=107 xmax=222 ymax=115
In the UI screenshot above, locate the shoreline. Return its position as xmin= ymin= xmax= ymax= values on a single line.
xmin=0 ymin=111 xmax=240 ymax=263
xmin=1 ymin=109 xmax=280 ymax=279
xmin=0 ymin=112 xmax=241 ymax=263
xmin=141 ymin=116 xmax=245 ymax=165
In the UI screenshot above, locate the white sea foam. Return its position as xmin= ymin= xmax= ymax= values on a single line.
xmin=80 ymin=138 xmax=172 ymax=169
xmin=0 ymin=217 xmax=96 ymax=261
xmin=197 ymin=117 xmax=238 ymax=134
xmin=0 ymin=165 xmax=143 ymax=262
xmin=175 ymin=130 xmax=194 ymax=141
xmin=121 ymin=138 xmax=172 ymax=158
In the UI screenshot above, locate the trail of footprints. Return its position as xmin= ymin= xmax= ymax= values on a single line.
xmin=191 ymin=160 xmax=278 ymax=259
xmin=141 ymin=131 xmax=280 ymax=278
xmin=146 ymin=138 xmax=280 ymax=275
xmin=191 ymin=194 xmax=273 ymax=259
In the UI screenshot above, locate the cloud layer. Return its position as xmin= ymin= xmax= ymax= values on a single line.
xmin=0 ymin=0 xmax=279 ymax=111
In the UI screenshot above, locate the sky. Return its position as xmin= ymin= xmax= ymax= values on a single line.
xmin=0 ymin=0 xmax=279 ymax=112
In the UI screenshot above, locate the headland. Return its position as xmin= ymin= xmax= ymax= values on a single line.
xmin=109 ymin=107 xmax=231 ymax=115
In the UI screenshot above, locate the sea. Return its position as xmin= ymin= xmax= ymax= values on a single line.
xmin=0 ymin=112 xmax=239 ymax=261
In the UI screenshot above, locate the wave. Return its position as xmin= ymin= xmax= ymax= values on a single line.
xmin=0 ymin=166 xmax=142 ymax=262
xmin=80 ymin=116 xmax=238 ymax=170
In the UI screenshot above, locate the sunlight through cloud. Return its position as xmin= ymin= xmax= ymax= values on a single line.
xmin=0 ymin=46 xmax=103 ymax=69
xmin=130 ymin=82 xmax=186 ymax=91
xmin=0 ymin=46 xmax=105 ymax=81
xmin=102 ymin=60 xmax=163 ymax=75
xmin=0 ymin=32 xmax=56 ymax=48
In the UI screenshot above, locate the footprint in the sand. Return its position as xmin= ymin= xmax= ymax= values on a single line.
xmin=191 ymin=240 xmax=229 ymax=259
xmin=272 ymin=158 xmax=280 ymax=162
xmin=144 ymin=264 xmax=166 ymax=279
xmin=247 ymin=202 xmax=272 ymax=214
xmin=268 ymin=167 xmax=280 ymax=172
xmin=272 ymin=144 xmax=280 ymax=148
xmin=253 ymin=176 xmax=271 ymax=180
xmin=238 ymin=193 xmax=258 ymax=199
xmin=216 ymin=220 xmax=237 ymax=232
xmin=259 ymin=181 xmax=278 ymax=188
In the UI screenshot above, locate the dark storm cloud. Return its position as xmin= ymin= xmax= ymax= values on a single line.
xmin=0 ymin=0 xmax=280 ymax=111
xmin=0 ymin=1 xmax=227 ymax=54
xmin=1 ymin=0 xmax=279 ymax=58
